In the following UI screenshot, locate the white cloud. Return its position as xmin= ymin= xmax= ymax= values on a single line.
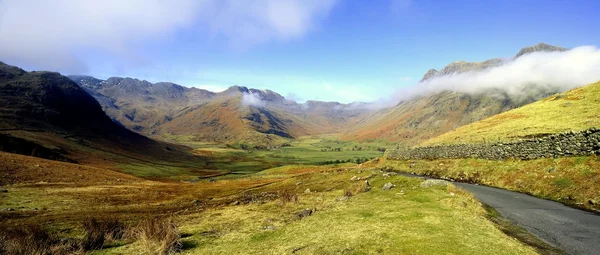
xmin=0 ymin=0 xmax=338 ymax=73
xmin=394 ymin=46 xmax=600 ymax=100
xmin=241 ymin=92 xmax=266 ymax=107
xmin=191 ymin=84 xmax=228 ymax=92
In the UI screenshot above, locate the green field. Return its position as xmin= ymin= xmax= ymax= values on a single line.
xmin=194 ymin=136 xmax=393 ymax=174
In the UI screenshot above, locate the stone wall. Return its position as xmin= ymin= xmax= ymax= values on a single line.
xmin=387 ymin=128 xmax=600 ymax=160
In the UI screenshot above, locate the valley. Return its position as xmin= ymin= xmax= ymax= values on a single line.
xmin=1 ymin=41 xmax=600 ymax=255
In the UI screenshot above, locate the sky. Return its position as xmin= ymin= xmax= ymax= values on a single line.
xmin=1 ymin=0 xmax=600 ymax=103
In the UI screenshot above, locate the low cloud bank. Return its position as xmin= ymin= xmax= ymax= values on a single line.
xmin=241 ymin=93 xmax=266 ymax=107
xmin=393 ymin=46 xmax=600 ymax=101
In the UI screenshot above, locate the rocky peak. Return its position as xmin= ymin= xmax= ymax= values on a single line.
xmin=515 ymin=43 xmax=567 ymax=58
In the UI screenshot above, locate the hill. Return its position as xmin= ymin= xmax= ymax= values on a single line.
xmin=421 ymin=80 xmax=600 ymax=146
xmin=0 ymin=61 xmax=203 ymax=174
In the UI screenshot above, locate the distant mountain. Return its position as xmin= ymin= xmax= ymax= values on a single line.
xmin=515 ymin=43 xmax=567 ymax=58
xmin=0 ymin=61 xmax=200 ymax=165
xmin=68 ymin=43 xmax=571 ymax=147
xmin=344 ymin=43 xmax=567 ymax=146
xmin=69 ymin=77 xmax=372 ymax=146
xmin=421 ymin=43 xmax=567 ymax=82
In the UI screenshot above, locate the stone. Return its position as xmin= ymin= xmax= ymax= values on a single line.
xmin=192 ymin=200 xmax=202 ymax=206
xmin=230 ymin=201 xmax=240 ymax=206
xmin=261 ymin=225 xmax=277 ymax=231
xmin=364 ymin=181 xmax=372 ymax=192
xmin=304 ymin=188 xmax=312 ymax=194
xmin=350 ymin=176 xmax=358 ymax=181
xmin=295 ymin=182 xmax=303 ymax=185
xmin=296 ymin=208 xmax=313 ymax=219
xmin=382 ymin=182 xmax=395 ymax=190
xmin=337 ymin=196 xmax=349 ymax=201
xmin=420 ymin=179 xmax=450 ymax=188
xmin=0 ymin=189 xmax=7 ymax=193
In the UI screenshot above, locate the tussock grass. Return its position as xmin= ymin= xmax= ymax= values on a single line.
xmin=132 ymin=217 xmax=181 ymax=255
xmin=82 ymin=217 xmax=125 ymax=250
xmin=279 ymin=190 xmax=299 ymax=205
xmin=422 ymin=81 xmax=600 ymax=146
xmin=0 ymin=225 xmax=84 ymax=255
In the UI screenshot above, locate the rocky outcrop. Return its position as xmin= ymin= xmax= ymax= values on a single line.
xmin=387 ymin=128 xmax=600 ymax=160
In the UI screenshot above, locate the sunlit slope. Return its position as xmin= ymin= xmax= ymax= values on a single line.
xmin=421 ymin=81 xmax=600 ymax=146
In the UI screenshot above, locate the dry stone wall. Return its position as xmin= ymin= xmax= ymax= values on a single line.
xmin=387 ymin=127 xmax=600 ymax=160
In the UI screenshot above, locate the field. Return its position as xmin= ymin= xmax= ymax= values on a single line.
xmin=421 ymin=81 xmax=600 ymax=146
xmin=0 ymin=151 xmax=544 ymax=254
xmin=183 ymin=136 xmax=391 ymax=175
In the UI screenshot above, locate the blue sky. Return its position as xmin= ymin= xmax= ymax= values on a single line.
xmin=1 ymin=0 xmax=599 ymax=103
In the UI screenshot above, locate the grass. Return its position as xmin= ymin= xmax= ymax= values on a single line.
xmin=421 ymin=81 xmax=600 ymax=146
xmin=379 ymin=155 xmax=600 ymax=211
xmin=0 ymin=153 xmax=540 ymax=254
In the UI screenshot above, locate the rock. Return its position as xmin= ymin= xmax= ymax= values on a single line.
xmin=304 ymin=188 xmax=312 ymax=194
xmin=350 ymin=176 xmax=358 ymax=181
xmin=382 ymin=173 xmax=391 ymax=177
xmin=589 ymin=199 xmax=597 ymax=205
xmin=192 ymin=200 xmax=202 ymax=206
xmin=420 ymin=179 xmax=450 ymax=188
xmin=230 ymin=201 xmax=240 ymax=206
xmin=261 ymin=225 xmax=277 ymax=231
xmin=337 ymin=196 xmax=350 ymax=201
xmin=295 ymin=182 xmax=303 ymax=186
xmin=364 ymin=181 xmax=372 ymax=192
xmin=296 ymin=208 xmax=313 ymax=219
xmin=382 ymin=182 xmax=395 ymax=190
xmin=0 ymin=189 xmax=7 ymax=193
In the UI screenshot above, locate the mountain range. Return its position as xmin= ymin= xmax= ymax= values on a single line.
xmin=67 ymin=43 xmax=566 ymax=147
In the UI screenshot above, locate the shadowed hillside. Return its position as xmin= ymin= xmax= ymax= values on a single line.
xmin=0 ymin=61 xmax=203 ymax=170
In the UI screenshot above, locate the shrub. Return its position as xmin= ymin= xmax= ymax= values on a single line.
xmin=133 ymin=217 xmax=181 ymax=255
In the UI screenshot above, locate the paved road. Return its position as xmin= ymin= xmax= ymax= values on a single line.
xmin=402 ymin=174 xmax=600 ymax=255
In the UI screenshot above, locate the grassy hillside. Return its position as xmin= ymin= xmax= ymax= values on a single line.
xmin=422 ymin=81 xmax=600 ymax=146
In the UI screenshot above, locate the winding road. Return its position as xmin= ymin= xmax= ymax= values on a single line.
xmin=404 ymin=174 xmax=600 ymax=255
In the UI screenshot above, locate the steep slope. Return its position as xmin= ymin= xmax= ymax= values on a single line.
xmin=0 ymin=61 xmax=201 ymax=167
xmin=343 ymin=43 xmax=566 ymax=145
xmin=421 ymin=81 xmax=600 ymax=146
xmin=70 ymin=75 xmax=215 ymax=132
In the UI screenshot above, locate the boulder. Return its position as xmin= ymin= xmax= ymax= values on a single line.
xmin=382 ymin=182 xmax=395 ymax=190
xmin=296 ymin=208 xmax=313 ymax=219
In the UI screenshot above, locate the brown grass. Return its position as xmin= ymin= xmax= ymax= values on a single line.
xmin=0 ymin=225 xmax=83 ymax=255
xmin=344 ymin=180 xmax=370 ymax=197
xmin=82 ymin=217 xmax=125 ymax=250
xmin=279 ymin=190 xmax=299 ymax=205
xmin=132 ymin=217 xmax=181 ymax=255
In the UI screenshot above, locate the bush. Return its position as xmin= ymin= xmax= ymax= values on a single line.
xmin=133 ymin=217 xmax=181 ymax=255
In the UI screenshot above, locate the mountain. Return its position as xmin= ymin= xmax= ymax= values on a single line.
xmin=343 ymin=43 xmax=567 ymax=146
xmin=68 ymin=43 xmax=569 ymax=147
xmin=421 ymin=80 xmax=600 ymax=146
xmin=421 ymin=43 xmax=567 ymax=82
xmin=515 ymin=43 xmax=567 ymax=58
xmin=0 ymin=61 xmax=201 ymax=166
xmin=70 ymin=77 xmax=373 ymax=146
